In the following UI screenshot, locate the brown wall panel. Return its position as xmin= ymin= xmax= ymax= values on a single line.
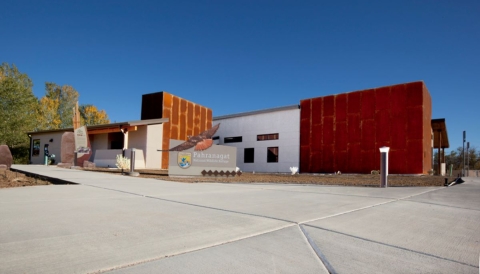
xmin=348 ymin=143 xmax=361 ymax=173
xmin=311 ymin=124 xmax=322 ymax=151
xmin=200 ymin=107 xmax=207 ymax=132
xmin=375 ymin=87 xmax=391 ymax=111
xmin=322 ymin=145 xmax=334 ymax=172
xmin=406 ymin=82 xmax=424 ymax=107
xmin=323 ymin=95 xmax=335 ymax=116
xmin=193 ymin=105 xmax=201 ymax=135
xmin=347 ymin=91 xmax=362 ymax=114
xmin=311 ymin=97 xmax=323 ymax=125
xmin=298 ymin=81 xmax=432 ymax=174
xmin=361 ymin=119 xmax=376 ymax=151
xmin=347 ymin=114 xmax=361 ymax=144
xmin=375 ymin=109 xmax=391 ymax=144
xmin=187 ymin=103 xmax=194 ymax=137
xmin=206 ymin=108 xmax=213 ymax=129
xmin=323 ymin=116 xmax=334 ymax=145
xmin=406 ymin=106 xmax=423 ymax=140
xmin=179 ymin=99 xmax=187 ymax=140
xmin=361 ymin=89 xmax=375 ymax=120
xmin=335 ymin=94 xmax=347 ymax=122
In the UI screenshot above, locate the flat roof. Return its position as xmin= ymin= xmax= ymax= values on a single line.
xmin=213 ymin=105 xmax=299 ymax=120
xmin=27 ymin=118 xmax=169 ymax=135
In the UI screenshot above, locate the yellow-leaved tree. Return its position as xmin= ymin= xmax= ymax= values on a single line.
xmin=79 ymin=104 xmax=110 ymax=126
xmin=36 ymin=83 xmax=110 ymax=130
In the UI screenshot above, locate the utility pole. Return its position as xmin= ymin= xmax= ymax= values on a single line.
xmin=462 ymin=131 xmax=466 ymax=177
xmin=467 ymin=142 xmax=470 ymax=177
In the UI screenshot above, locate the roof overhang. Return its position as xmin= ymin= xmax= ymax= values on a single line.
xmin=27 ymin=118 xmax=169 ymax=135
xmin=431 ymin=118 xmax=449 ymax=148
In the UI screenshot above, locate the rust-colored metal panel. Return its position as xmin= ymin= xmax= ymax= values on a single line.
xmin=323 ymin=116 xmax=334 ymax=146
xmin=335 ymin=122 xmax=348 ymax=152
xmin=375 ymin=109 xmax=391 ymax=144
xmin=310 ymin=151 xmax=323 ymax=173
xmin=390 ymin=84 xmax=407 ymax=115
xmin=422 ymin=83 xmax=433 ymax=173
xmin=406 ymin=82 xmax=424 ymax=107
xmin=335 ymin=93 xmax=347 ymax=122
xmin=171 ymin=96 xmax=180 ymax=137
xmin=406 ymin=106 xmax=423 ymax=140
xmin=187 ymin=102 xmax=194 ymax=138
xmin=335 ymin=151 xmax=348 ymax=172
xmin=206 ymin=108 xmax=212 ymax=129
xmin=375 ymin=86 xmax=391 ymax=111
xmin=161 ymin=92 xmax=173 ymax=169
xmin=311 ymin=124 xmax=322 ymax=151
xmin=360 ymin=150 xmax=376 ymax=173
xmin=347 ymin=143 xmax=361 ymax=173
xmin=200 ymin=107 xmax=207 ymax=132
xmin=311 ymin=97 xmax=323 ymax=126
xmin=323 ymin=95 xmax=335 ymax=116
xmin=322 ymin=145 xmax=334 ymax=172
xmin=391 ymin=114 xmax=407 ymax=149
xmin=347 ymin=91 xmax=361 ymax=114
xmin=179 ymin=99 xmax=187 ymax=140
xmin=347 ymin=114 xmax=361 ymax=144
xmin=407 ymin=140 xmax=424 ymax=173
xmin=193 ymin=104 xmax=201 ymax=135
xmin=300 ymin=99 xmax=312 ymax=172
xmin=390 ymin=149 xmax=407 ymax=174
xmin=361 ymin=119 xmax=376 ymax=151
xmin=361 ymin=89 xmax=375 ymax=120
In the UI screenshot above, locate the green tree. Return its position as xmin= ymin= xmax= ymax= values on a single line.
xmin=0 ymin=63 xmax=38 ymax=163
xmin=79 ymin=104 xmax=110 ymax=126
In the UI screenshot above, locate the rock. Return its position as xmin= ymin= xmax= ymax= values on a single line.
xmin=0 ymin=145 xmax=13 ymax=169
xmin=0 ymin=164 xmax=7 ymax=170
xmin=61 ymin=132 xmax=75 ymax=164
xmin=83 ymin=161 xmax=95 ymax=168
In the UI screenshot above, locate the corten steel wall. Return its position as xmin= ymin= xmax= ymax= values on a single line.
xmin=300 ymin=81 xmax=432 ymax=174
xmin=141 ymin=91 xmax=212 ymax=169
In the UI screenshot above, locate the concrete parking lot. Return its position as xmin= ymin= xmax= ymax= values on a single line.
xmin=1 ymin=165 xmax=479 ymax=273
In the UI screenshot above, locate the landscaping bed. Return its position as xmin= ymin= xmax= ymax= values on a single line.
xmin=0 ymin=169 xmax=51 ymax=188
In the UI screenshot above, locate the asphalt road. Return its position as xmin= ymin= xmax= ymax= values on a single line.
xmin=2 ymin=165 xmax=479 ymax=274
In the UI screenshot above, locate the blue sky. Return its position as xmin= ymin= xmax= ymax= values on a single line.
xmin=2 ymin=0 xmax=479 ymax=152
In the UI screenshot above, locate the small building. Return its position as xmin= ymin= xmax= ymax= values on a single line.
xmin=213 ymin=105 xmax=300 ymax=173
xmin=28 ymin=92 xmax=212 ymax=169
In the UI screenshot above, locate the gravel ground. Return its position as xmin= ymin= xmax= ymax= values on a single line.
xmin=83 ymin=167 xmax=455 ymax=187
xmin=0 ymin=169 xmax=50 ymax=188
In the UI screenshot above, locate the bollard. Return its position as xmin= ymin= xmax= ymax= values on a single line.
xmin=128 ymin=148 xmax=139 ymax=177
xmin=73 ymin=152 xmax=78 ymax=167
xmin=379 ymin=147 xmax=390 ymax=188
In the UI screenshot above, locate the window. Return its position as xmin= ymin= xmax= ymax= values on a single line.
xmin=224 ymin=136 xmax=242 ymax=143
xmin=257 ymin=133 xmax=279 ymax=141
xmin=212 ymin=136 xmax=220 ymax=140
xmin=267 ymin=147 xmax=279 ymax=163
xmin=32 ymin=139 xmax=40 ymax=156
xmin=244 ymin=148 xmax=254 ymax=163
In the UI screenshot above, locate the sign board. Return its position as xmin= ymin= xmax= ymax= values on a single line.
xmin=168 ymin=140 xmax=237 ymax=176
xmin=74 ymin=126 xmax=90 ymax=157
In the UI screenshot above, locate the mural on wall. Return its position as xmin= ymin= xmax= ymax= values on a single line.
xmin=166 ymin=124 xmax=239 ymax=176
xmin=168 ymin=123 xmax=220 ymax=152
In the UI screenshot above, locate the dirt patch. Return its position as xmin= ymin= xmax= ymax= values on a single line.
xmin=82 ymin=167 xmax=454 ymax=187
xmin=0 ymin=169 xmax=51 ymax=188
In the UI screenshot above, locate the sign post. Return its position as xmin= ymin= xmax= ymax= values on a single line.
xmin=379 ymin=147 xmax=390 ymax=188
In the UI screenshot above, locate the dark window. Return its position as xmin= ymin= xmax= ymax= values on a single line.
xmin=32 ymin=139 xmax=40 ymax=156
xmin=257 ymin=133 xmax=279 ymax=141
xmin=224 ymin=136 xmax=242 ymax=143
xmin=212 ymin=136 xmax=220 ymax=140
xmin=244 ymin=148 xmax=254 ymax=163
xmin=267 ymin=147 xmax=279 ymax=163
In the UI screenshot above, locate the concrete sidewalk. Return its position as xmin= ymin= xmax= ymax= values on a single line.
xmin=1 ymin=165 xmax=479 ymax=273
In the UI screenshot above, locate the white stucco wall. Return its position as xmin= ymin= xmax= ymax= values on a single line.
xmin=90 ymin=134 xmax=108 ymax=161
xmin=128 ymin=126 xmax=147 ymax=166
xmin=145 ymin=124 xmax=163 ymax=169
xmin=29 ymin=132 xmax=67 ymax=165
xmin=213 ymin=106 xmax=300 ymax=173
